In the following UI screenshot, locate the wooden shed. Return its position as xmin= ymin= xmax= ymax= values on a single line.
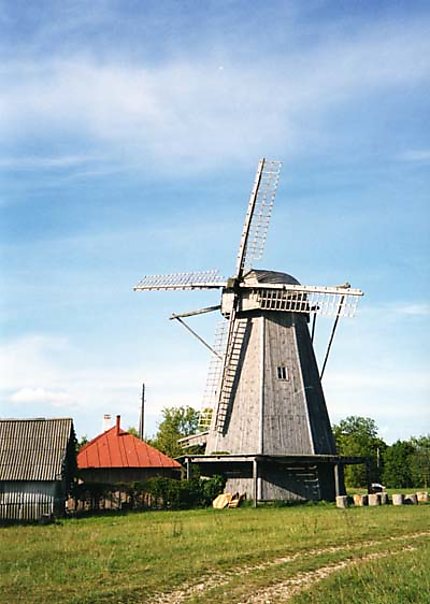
xmin=0 ymin=418 xmax=76 ymax=521
xmin=77 ymin=415 xmax=181 ymax=483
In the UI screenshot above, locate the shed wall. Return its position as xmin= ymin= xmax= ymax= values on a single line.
xmin=0 ymin=481 xmax=62 ymax=521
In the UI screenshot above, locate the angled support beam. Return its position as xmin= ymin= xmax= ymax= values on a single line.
xmin=311 ymin=312 xmax=317 ymax=343
xmin=170 ymin=304 xmax=220 ymax=319
xmin=320 ymin=295 xmax=345 ymax=379
xmin=171 ymin=316 xmax=222 ymax=359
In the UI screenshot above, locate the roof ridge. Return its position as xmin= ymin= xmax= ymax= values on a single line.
xmin=79 ymin=424 xmax=122 ymax=451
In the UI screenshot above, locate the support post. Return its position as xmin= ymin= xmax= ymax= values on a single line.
xmin=138 ymin=382 xmax=145 ymax=440
xmin=333 ymin=462 xmax=346 ymax=497
xmin=334 ymin=463 xmax=340 ymax=498
xmin=186 ymin=458 xmax=191 ymax=481
xmin=253 ymin=458 xmax=258 ymax=508
xmin=366 ymin=459 xmax=372 ymax=493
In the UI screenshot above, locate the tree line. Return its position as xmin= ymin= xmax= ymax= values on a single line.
xmin=333 ymin=416 xmax=429 ymax=488
xmin=148 ymin=407 xmax=429 ymax=490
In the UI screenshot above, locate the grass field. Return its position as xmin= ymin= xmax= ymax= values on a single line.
xmin=1 ymin=503 xmax=429 ymax=603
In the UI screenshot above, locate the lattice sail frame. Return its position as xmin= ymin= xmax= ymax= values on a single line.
xmin=199 ymin=319 xmax=229 ymax=431
xmin=243 ymin=285 xmax=363 ymax=317
xmin=236 ymin=159 xmax=282 ymax=278
xmin=243 ymin=160 xmax=282 ymax=271
xmin=134 ymin=270 xmax=226 ymax=291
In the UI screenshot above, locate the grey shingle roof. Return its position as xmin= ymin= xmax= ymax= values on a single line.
xmin=0 ymin=418 xmax=74 ymax=481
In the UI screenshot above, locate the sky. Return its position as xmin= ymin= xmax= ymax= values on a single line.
xmin=0 ymin=0 xmax=429 ymax=444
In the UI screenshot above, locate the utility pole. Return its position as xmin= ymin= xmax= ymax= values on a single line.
xmin=138 ymin=383 xmax=145 ymax=440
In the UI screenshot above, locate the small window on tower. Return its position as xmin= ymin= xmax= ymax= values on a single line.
xmin=277 ymin=366 xmax=288 ymax=380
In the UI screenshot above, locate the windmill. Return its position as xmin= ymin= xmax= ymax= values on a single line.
xmin=134 ymin=159 xmax=364 ymax=502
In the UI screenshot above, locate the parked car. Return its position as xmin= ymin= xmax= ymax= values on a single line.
xmin=369 ymin=483 xmax=386 ymax=494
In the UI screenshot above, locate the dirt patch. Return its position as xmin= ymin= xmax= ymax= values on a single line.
xmin=150 ymin=530 xmax=429 ymax=604
xmin=239 ymin=545 xmax=417 ymax=604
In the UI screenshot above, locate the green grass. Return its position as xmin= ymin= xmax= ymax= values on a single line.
xmin=289 ymin=540 xmax=430 ymax=604
xmin=0 ymin=504 xmax=429 ymax=603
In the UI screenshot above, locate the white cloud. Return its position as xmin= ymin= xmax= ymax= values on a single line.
xmin=0 ymin=19 xmax=428 ymax=168
xmin=10 ymin=387 xmax=73 ymax=405
xmin=0 ymin=333 xmax=209 ymax=437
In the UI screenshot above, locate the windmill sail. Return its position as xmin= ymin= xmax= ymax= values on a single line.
xmin=235 ymin=159 xmax=282 ymax=278
xmin=242 ymin=284 xmax=363 ymax=317
xmin=199 ymin=320 xmax=229 ymax=431
xmin=134 ymin=270 xmax=226 ymax=291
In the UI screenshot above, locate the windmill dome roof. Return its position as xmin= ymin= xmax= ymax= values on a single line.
xmin=243 ymin=269 xmax=301 ymax=286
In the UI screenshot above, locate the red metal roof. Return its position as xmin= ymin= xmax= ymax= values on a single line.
xmin=77 ymin=416 xmax=181 ymax=470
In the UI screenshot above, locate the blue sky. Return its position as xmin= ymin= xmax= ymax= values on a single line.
xmin=0 ymin=1 xmax=429 ymax=443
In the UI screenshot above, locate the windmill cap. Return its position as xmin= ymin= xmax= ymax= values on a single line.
xmin=243 ymin=269 xmax=301 ymax=286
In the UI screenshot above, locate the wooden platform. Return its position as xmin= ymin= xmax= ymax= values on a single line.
xmin=182 ymin=453 xmax=368 ymax=505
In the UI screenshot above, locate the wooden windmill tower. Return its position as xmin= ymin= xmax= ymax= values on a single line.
xmin=135 ymin=159 xmax=364 ymax=502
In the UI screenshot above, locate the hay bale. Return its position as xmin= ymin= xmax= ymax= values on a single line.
xmin=404 ymin=493 xmax=418 ymax=505
xmin=416 ymin=491 xmax=429 ymax=503
xmin=336 ymin=495 xmax=349 ymax=508
xmin=392 ymin=493 xmax=404 ymax=506
xmin=379 ymin=492 xmax=389 ymax=505
xmin=368 ymin=493 xmax=380 ymax=506
xmin=353 ymin=494 xmax=368 ymax=506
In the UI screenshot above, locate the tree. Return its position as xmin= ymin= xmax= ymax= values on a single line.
xmin=333 ymin=416 xmax=386 ymax=487
xmin=382 ymin=440 xmax=415 ymax=488
xmin=150 ymin=406 xmax=200 ymax=458
xmin=409 ymin=435 xmax=430 ymax=488
xmin=76 ymin=435 xmax=88 ymax=452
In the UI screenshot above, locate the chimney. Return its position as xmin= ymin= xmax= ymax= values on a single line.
xmin=103 ymin=414 xmax=112 ymax=432
xmin=116 ymin=415 xmax=121 ymax=435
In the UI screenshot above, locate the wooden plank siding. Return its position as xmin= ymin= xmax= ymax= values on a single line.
xmin=206 ymin=311 xmax=335 ymax=458
xmin=202 ymin=307 xmax=340 ymax=502
xmin=294 ymin=315 xmax=337 ymax=454
xmin=206 ymin=317 xmax=262 ymax=454
xmin=263 ymin=312 xmax=314 ymax=455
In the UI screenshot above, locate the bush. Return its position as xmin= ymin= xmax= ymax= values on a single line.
xmin=72 ymin=474 xmax=226 ymax=513
xmin=145 ymin=475 xmax=226 ymax=510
